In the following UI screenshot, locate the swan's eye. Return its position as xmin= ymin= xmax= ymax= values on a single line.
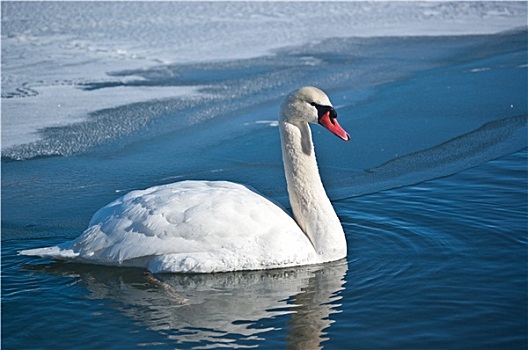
xmin=310 ymin=102 xmax=337 ymax=120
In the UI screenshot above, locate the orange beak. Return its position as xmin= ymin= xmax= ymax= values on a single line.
xmin=319 ymin=111 xmax=350 ymax=142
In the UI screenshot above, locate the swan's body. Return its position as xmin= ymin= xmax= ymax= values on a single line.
xmin=21 ymin=87 xmax=350 ymax=273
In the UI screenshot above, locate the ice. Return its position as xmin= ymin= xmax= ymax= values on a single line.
xmin=2 ymin=84 xmax=200 ymax=149
xmin=1 ymin=1 xmax=526 ymax=150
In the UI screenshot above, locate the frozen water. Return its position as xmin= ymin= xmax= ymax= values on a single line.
xmin=2 ymin=1 xmax=526 ymax=150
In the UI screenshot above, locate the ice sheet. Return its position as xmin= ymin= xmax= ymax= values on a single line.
xmin=1 ymin=1 xmax=526 ymax=149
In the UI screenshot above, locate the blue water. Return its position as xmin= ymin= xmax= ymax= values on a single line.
xmin=2 ymin=30 xmax=527 ymax=349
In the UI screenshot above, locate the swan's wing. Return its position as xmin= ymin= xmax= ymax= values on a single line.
xmin=21 ymin=181 xmax=315 ymax=272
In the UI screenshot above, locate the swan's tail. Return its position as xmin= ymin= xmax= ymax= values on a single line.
xmin=19 ymin=246 xmax=79 ymax=260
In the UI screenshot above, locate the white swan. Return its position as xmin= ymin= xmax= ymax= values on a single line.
xmin=21 ymin=87 xmax=350 ymax=273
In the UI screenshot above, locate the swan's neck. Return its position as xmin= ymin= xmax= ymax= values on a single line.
xmin=279 ymin=117 xmax=347 ymax=262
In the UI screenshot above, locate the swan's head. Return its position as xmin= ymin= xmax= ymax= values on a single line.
xmin=281 ymin=86 xmax=350 ymax=142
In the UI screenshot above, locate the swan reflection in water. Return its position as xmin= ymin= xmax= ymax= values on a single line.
xmin=25 ymin=259 xmax=348 ymax=349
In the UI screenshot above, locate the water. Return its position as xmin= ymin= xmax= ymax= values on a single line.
xmin=2 ymin=3 xmax=527 ymax=349
xmin=2 ymin=151 xmax=526 ymax=349
xmin=339 ymin=150 xmax=527 ymax=348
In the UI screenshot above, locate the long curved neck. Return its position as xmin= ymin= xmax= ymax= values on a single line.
xmin=279 ymin=116 xmax=347 ymax=262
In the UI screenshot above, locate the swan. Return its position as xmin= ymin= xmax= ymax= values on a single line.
xmin=20 ymin=86 xmax=350 ymax=273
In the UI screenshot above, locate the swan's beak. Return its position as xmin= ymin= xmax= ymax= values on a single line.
xmin=319 ymin=111 xmax=350 ymax=142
